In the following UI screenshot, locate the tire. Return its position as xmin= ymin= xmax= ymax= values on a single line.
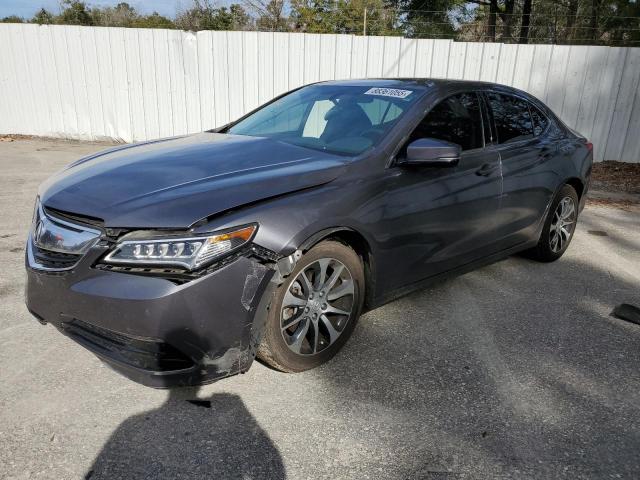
xmin=257 ymin=240 xmax=365 ymax=373
xmin=526 ymin=184 xmax=579 ymax=262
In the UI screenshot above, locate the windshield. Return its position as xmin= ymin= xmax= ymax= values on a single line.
xmin=227 ymin=84 xmax=422 ymax=156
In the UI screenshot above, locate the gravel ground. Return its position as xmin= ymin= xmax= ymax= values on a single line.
xmin=0 ymin=139 xmax=639 ymax=480
xmin=591 ymin=160 xmax=640 ymax=194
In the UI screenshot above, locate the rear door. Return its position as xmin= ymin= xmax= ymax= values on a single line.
xmin=374 ymin=92 xmax=503 ymax=292
xmin=484 ymin=91 xmax=559 ymax=247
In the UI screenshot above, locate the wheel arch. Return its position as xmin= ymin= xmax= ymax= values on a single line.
xmin=565 ymin=177 xmax=585 ymax=200
xmin=298 ymin=227 xmax=376 ymax=310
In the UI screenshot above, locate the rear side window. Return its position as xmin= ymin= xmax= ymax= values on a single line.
xmin=410 ymin=92 xmax=483 ymax=151
xmin=529 ymin=104 xmax=549 ymax=136
xmin=488 ymin=93 xmax=534 ymax=144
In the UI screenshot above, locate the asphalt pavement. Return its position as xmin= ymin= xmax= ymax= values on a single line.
xmin=0 ymin=138 xmax=639 ymax=479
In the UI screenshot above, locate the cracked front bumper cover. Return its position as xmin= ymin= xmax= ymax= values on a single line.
xmin=25 ymin=245 xmax=278 ymax=388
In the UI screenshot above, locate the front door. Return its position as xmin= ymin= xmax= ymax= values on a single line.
xmin=372 ymin=92 xmax=503 ymax=293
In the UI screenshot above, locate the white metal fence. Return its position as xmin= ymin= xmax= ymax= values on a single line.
xmin=1 ymin=23 xmax=639 ymax=162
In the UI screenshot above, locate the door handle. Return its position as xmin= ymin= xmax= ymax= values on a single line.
xmin=476 ymin=163 xmax=498 ymax=176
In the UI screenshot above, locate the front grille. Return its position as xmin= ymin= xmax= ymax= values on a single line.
xmin=28 ymin=201 xmax=102 ymax=271
xmin=61 ymin=318 xmax=195 ymax=372
xmin=43 ymin=206 xmax=104 ymax=229
xmin=32 ymin=246 xmax=82 ymax=269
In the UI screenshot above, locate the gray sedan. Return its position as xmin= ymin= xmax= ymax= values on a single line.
xmin=25 ymin=79 xmax=592 ymax=387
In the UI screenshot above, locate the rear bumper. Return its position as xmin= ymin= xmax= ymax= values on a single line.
xmin=25 ymin=245 xmax=277 ymax=388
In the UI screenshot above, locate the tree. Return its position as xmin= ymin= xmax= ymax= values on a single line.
xmin=565 ymin=0 xmax=579 ymax=41
xmin=463 ymin=0 xmax=516 ymax=42
xmin=31 ymin=8 xmax=55 ymax=24
xmin=176 ymin=1 xmax=251 ymax=31
xmin=229 ymin=4 xmax=252 ymax=30
xmin=500 ymin=0 xmax=516 ymax=40
xmin=132 ymin=12 xmax=175 ymax=29
xmin=290 ymin=0 xmax=336 ymax=33
xmin=0 ymin=0 xmax=637 ymax=45
xmin=518 ymin=0 xmax=532 ymax=43
xmin=589 ymin=0 xmax=603 ymax=41
xmin=388 ymin=0 xmax=464 ymax=39
xmin=1 ymin=15 xmax=24 ymax=23
xmin=58 ymin=0 xmax=94 ymax=26
xmin=243 ymin=0 xmax=289 ymax=31
xmin=91 ymin=2 xmax=138 ymax=27
xmin=600 ymin=0 xmax=640 ymax=44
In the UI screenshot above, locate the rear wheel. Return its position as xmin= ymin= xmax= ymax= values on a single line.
xmin=526 ymin=184 xmax=579 ymax=262
xmin=257 ymin=240 xmax=364 ymax=373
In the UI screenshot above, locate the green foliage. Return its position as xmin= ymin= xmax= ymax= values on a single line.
xmin=131 ymin=12 xmax=176 ymax=29
xmin=1 ymin=15 xmax=24 ymax=23
xmin=290 ymin=0 xmax=400 ymax=34
xmin=247 ymin=0 xmax=289 ymax=31
xmin=388 ymin=0 xmax=466 ymax=39
xmin=0 ymin=0 xmax=636 ymax=45
xmin=176 ymin=1 xmax=251 ymax=31
xmin=58 ymin=0 xmax=94 ymax=26
xmin=335 ymin=0 xmax=399 ymax=35
xmin=290 ymin=0 xmax=337 ymax=33
xmin=31 ymin=8 xmax=55 ymax=25
xmin=90 ymin=2 xmax=138 ymax=27
xmin=456 ymin=0 xmax=640 ymax=45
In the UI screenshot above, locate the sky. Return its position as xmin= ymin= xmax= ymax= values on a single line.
xmin=0 ymin=0 xmax=199 ymax=19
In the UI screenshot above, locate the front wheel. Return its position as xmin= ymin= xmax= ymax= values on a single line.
xmin=526 ymin=184 xmax=579 ymax=262
xmin=257 ymin=240 xmax=364 ymax=373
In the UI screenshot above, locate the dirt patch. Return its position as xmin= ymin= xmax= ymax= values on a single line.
xmin=0 ymin=134 xmax=38 ymax=142
xmin=0 ymin=134 xmax=120 ymax=146
xmin=591 ymin=161 xmax=640 ymax=194
xmin=588 ymin=161 xmax=640 ymax=211
xmin=586 ymin=197 xmax=639 ymax=212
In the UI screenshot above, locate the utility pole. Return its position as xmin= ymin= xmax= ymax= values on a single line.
xmin=363 ymin=8 xmax=367 ymax=36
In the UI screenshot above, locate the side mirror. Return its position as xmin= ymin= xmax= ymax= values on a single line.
xmin=402 ymin=138 xmax=461 ymax=167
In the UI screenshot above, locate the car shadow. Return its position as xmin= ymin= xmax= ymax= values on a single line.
xmin=85 ymin=330 xmax=285 ymax=480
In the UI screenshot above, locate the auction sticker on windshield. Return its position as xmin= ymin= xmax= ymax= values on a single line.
xmin=364 ymin=88 xmax=413 ymax=99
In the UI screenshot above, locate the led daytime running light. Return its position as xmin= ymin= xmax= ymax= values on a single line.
xmin=103 ymin=225 xmax=257 ymax=271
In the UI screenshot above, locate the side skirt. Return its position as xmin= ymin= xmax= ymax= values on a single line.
xmin=369 ymin=240 xmax=538 ymax=310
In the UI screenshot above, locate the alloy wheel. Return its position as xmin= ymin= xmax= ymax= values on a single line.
xmin=280 ymin=258 xmax=355 ymax=356
xmin=549 ymin=196 xmax=576 ymax=253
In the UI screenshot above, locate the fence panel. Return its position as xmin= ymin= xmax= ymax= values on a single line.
xmin=0 ymin=24 xmax=638 ymax=162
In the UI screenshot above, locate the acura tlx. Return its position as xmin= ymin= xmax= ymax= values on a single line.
xmin=25 ymin=79 xmax=592 ymax=387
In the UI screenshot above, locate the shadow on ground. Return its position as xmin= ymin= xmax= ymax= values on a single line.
xmin=87 ymin=389 xmax=285 ymax=480
xmin=86 ymin=330 xmax=285 ymax=480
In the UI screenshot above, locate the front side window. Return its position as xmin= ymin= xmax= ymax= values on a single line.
xmin=488 ymin=92 xmax=534 ymax=144
xmin=228 ymin=84 xmax=423 ymax=156
xmin=409 ymin=93 xmax=483 ymax=151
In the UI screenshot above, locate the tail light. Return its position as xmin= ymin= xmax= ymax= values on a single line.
xmin=585 ymin=141 xmax=593 ymax=152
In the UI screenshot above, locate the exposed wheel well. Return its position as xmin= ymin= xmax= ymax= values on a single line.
xmin=301 ymin=228 xmax=375 ymax=310
xmin=565 ymin=177 xmax=585 ymax=199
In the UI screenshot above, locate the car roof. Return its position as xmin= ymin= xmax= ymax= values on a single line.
xmin=315 ymin=78 xmax=521 ymax=94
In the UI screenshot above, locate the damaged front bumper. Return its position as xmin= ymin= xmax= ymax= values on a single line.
xmin=25 ymin=243 xmax=282 ymax=388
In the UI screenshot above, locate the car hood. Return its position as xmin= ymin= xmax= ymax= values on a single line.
xmin=39 ymin=133 xmax=348 ymax=228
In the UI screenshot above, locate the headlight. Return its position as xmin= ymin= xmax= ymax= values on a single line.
xmin=103 ymin=225 xmax=256 ymax=271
